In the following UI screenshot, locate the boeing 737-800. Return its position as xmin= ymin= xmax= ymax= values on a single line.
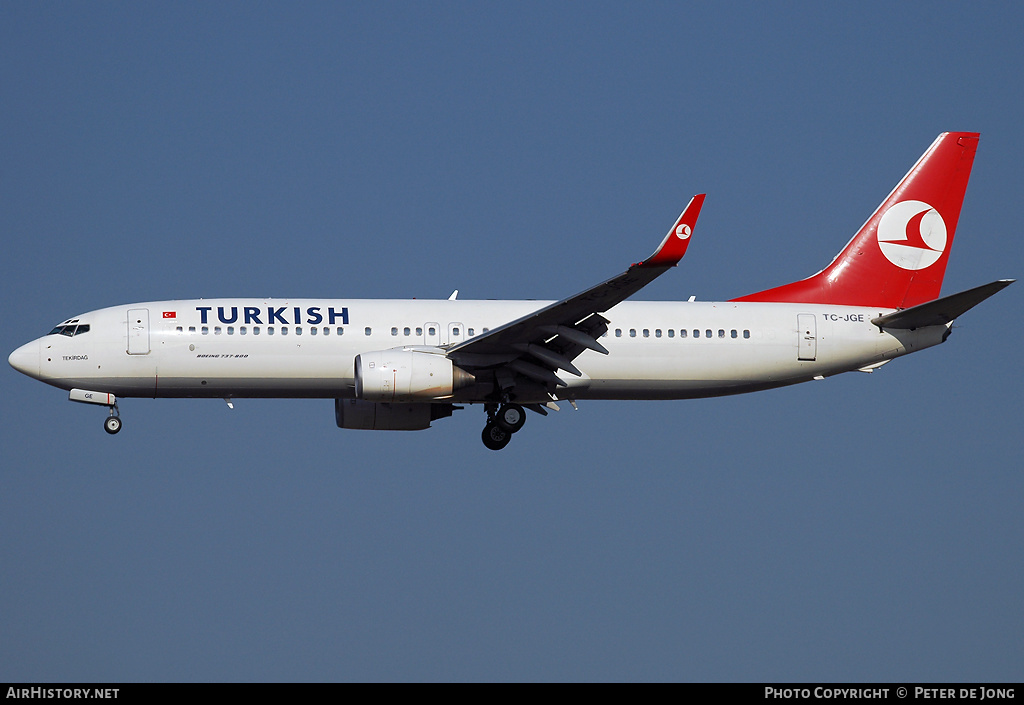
xmin=8 ymin=132 xmax=1012 ymax=449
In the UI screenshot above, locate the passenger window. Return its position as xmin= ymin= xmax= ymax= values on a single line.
xmin=253 ymin=327 xmax=261 ymax=336
xmin=365 ymin=327 xmax=372 ymax=336
xmin=268 ymin=327 xmax=274 ymax=336
xmin=227 ymin=326 xmax=234 ymax=335
xmin=189 ymin=326 xmax=196 ymax=333
xmin=452 ymin=328 xmax=460 ymax=336
xmin=416 ymin=327 xmax=423 ymax=336
xmin=176 ymin=326 xmax=183 ymax=333
xmin=202 ymin=326 xmax=209 ymax=335
xmin=706 ymin=329 xmax=712 ymax=338
xmin=215 ymin=327 xmax=222 ymax=335
xmin=680 ymin=329 xmax=687 ymax=338
xmin=391 ymin=327 xmax=398 ymax=336
xmin=718 ymin=329 xmax=725 ymax=338
xmin=337 ymin=327 xmax=344 ymax=336
xmin=295 ymin=327 xmax=302 ymax=335
xmin=655 ymin=329 xmax=662 ymax=338
xmin=428 ymin=327 xmax=436 ymax=335
xmin=643 ymin=329 xmax=649 ymax=338
xmin=731 ymin=329 xmax=737 ymax=338
xmin=615 ymin=329 xmax=622 ymax=337
xmin=468 ymin=328 xmax=475 ymax=336
xmin=667 ymin=329 xmax=674 ymax=338
xmin=744 ymin=330 xmax=750 ymax=339
xmin=240 ymin=327 xmax=247 ymax=335
xmin=281 ymin=327 xmax=288 ymax=336
xmin=310 ymin=327 xmax=317 ymax=336
xmin=693 ymin=330 xmax=700 ymax=338
xmin=404 ymin=327 xmax=411 ymax=336
xmin=629 ymin=329 xmax=636 ymax=338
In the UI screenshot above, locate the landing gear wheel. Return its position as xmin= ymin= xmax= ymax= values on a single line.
xmin=482 ymin=421 xmax=511 ymax=451
xmin=104 ymin=415 xmax=122 ymax=435
xmin=496 ymin=403 xmax=526 ymax=433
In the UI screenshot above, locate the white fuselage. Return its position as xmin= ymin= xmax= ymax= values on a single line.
xmin=14 ymin=298 xmax=948 ymax=403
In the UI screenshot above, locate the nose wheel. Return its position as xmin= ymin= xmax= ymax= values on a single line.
xmin=481 ymin=403 xmax=525 ymax=450
xmin=68 ymin=390 xmax=122 ymax=435
xmin=103 ymin=405 xmax=122 ymax=435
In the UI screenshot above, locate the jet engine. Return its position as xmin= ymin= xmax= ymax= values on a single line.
xmin=354 ymin=348 xmax=475 ymax=402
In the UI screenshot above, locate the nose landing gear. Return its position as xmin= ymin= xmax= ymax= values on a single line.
xmin=481 ymin=403 xmax=526 ymax=450
xmin=103 ymin=410 xmax=122 ymax=435
xmin=68 ymin=389 xmax=122 ymax=435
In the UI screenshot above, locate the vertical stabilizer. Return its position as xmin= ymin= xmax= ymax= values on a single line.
xmin=732 ymin=132 xmax=979 ymax=309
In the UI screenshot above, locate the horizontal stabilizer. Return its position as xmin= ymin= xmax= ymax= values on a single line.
xmin=871 ymin=279 xmax=1014 ymax=329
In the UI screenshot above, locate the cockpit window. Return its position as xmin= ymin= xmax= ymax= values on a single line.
xmin=47 ymin=323 xmax=90 ymax=337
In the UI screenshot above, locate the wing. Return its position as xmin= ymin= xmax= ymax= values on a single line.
xmin=447 ymin=194 xmax=705 ymax=394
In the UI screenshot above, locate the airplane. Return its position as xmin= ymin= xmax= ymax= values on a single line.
xmin=8 ymin=132 xmax=1013 ymax=450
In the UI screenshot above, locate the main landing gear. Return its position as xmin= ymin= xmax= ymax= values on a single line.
xmin=481 ymin=403 xmax=526 ymax=451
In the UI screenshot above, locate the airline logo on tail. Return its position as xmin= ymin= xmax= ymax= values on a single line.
xmin=676 ymin=223 xmax=692 ymax=240
xmin=876 ymin=200 xmax=947 ymax=271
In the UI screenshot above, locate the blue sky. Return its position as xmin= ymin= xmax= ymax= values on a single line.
xmin=2 ymin=2 xmax=1021 ymax=681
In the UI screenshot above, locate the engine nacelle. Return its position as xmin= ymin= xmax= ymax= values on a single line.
xmin=354 ymin=348 xmax=474 ymax=402
xmin=334 ymin=398 xmax=455 ymax=431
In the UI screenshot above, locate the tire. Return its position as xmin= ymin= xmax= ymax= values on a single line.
xmin=495 ymin=403 xmax=526 ymax=433
xmin=104 ymin=416 xmax=122 ymax=435
xmin=481 ymin=421 xmax=511 ymax=451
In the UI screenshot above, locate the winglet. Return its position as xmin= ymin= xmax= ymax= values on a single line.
xmin=637 ymin=194 xmax=706 ymax=268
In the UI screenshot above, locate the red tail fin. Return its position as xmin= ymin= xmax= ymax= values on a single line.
xmin=732 ymin=132 xmax=979 ymax=309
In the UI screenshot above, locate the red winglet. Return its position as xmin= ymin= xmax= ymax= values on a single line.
xmin=638 ymin=194 xmax=706 ymax=268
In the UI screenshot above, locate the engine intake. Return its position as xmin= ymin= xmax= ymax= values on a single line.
xmin=354 ymin=348 xmax=474 ymax=402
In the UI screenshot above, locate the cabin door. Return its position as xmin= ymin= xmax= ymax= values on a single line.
xmin=797 ymin=314 xmax=816 ymax=361
xmin=127 ymin=308 xmax=150 ymax=355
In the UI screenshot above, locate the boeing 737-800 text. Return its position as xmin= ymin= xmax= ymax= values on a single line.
xmin=9 ymin=132 xmax=1012 ymax=449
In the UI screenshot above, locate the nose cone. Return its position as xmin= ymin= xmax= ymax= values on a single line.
xmin=9 ymin=340 xmax=40 ymax=379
